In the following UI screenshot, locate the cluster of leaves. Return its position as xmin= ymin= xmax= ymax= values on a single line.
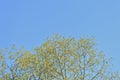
xmin=0 ymin=35 xmax=120 ymax=80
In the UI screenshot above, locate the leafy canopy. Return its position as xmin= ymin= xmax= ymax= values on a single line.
xmin=0 ymin=34 xmax=119 ymax=80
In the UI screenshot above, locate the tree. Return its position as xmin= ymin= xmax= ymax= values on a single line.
xmin=0 ymin=34 xmax=120 ymax=80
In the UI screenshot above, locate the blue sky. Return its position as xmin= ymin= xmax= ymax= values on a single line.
xmin=0 ymin=0 xmax=120 ymax=72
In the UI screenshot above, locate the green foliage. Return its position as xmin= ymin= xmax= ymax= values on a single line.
xmin=0 ymin=34 xmax=119 ymax=80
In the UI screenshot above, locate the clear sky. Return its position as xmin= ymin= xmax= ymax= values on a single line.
xmin=0 ymin=0 xmax=120 ymax=72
